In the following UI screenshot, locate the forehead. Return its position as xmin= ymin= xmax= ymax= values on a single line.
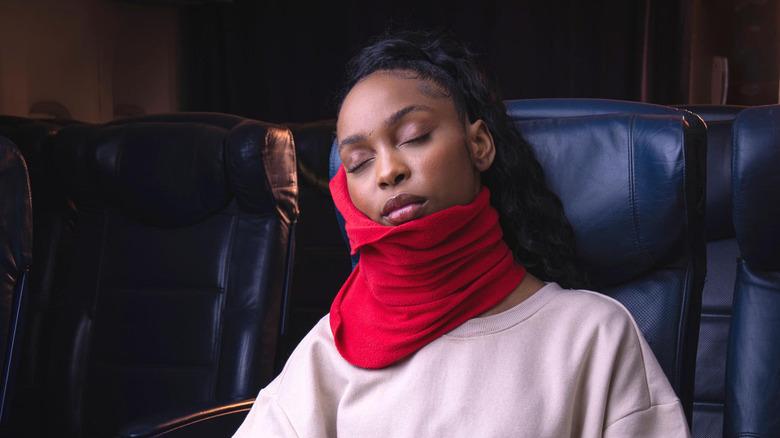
xmin=337 ymin=71 xmax=455 ymax=138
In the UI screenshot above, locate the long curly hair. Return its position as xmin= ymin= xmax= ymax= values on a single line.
xmin=337 ymin=28 xmax=588 ymax=289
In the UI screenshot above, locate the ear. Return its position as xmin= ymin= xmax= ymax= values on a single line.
xmin=466 ymin=119 xmax=496 ymax=171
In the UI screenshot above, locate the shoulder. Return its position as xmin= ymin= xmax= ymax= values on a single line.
xmin=243 ymin=315 xmax=347 ymax=437
xmin=542 ymin=284 xmax=639 ymax=332
xmin=549 ymin=285 xmax=629 ymax=312
xmin=274 ymin=315 xmax=341 ymax=388
xmin=544 ymin=285 xmax=660 ymax=378
xmin=545 ymin=286 xmax=686 ymax=431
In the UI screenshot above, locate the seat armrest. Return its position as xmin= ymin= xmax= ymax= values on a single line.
xmin=117 ymin=399 xmax=255 ymax=438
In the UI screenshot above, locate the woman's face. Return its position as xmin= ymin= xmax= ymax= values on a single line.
xmin=337 ymin=70 xmax=495 ymax=226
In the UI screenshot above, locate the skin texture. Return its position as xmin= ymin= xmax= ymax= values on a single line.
xmin=337 ymin=69 xmax=544 ymax=315
xmin=337 ymin=70 xmax=495 ymax=226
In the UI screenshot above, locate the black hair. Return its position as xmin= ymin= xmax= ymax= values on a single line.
xmin=338 ymin=28 xmax=588 ymax=289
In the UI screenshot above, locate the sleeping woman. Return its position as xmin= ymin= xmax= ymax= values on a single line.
xmin=233 ymin=29 xmax=691 ymax=437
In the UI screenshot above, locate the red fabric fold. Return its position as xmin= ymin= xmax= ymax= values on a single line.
xmin=328 ymin=166 xmax=526 ymax=368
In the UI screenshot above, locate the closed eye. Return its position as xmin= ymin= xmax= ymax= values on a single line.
xmin=401 ymin=132 xmax=430 ymax=146
xmin=345 ymin=158 xmax=372 ymax=173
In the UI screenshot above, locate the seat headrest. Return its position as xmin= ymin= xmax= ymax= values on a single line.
xmin=49 ymin=114 xmax=297 ymax=226
xmin=227 ymin=120 xmax=298 ymax=225
xmin=675 ymin=105 xmax=746 ymax=122
xmin=732 ymin=105 xmax=780 ymax=270
xmin=0 ymin=135 xmax=32 ymax=268
xmin=0 ymin=116 xmax=64 ymax=166
xmin=506 ymin=98 xmax=689 ymax=119
xmin=286 ymin=119 xmax=336 ymax=195
xmin=673 ymin=105 xmax=745 ymax=241
xmin=515 ymin=114 xmax=689 ymax=286
xmin=701 ymin=120 xmax=736 ymax=241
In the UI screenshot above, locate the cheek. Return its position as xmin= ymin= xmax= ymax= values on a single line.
xmin=421 ymin=142 xmax=478 ymax=190
xmin=346 ymin=179 xmax=377 ymax=219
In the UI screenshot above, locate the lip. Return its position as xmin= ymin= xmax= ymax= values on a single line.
xmin=381 ymin=193 xmax=427 ymax=225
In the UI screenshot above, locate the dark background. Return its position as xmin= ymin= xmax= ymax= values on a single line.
xmin=178 ymin=0 xmax=692 ymax=124
xmin=3 ymin=0 xmax=775 ymax=125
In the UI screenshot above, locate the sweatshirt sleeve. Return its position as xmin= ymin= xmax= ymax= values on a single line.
xmin=603 ymin=400 xmax=690 ymax=438
xmin=599 ymin=298 xmax=691 ymax=438
xmin=232 ymin=388 xmax=299 ymax=438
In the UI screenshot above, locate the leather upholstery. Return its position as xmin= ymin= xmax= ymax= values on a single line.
xmin=0 ymin=135 xmax=32 ymax=426
xmin=505 ymin=99 xmax=706 ymax=425
xmin=119 ymin=399 xmax=254 ymax=438
xmin=730 ymin=106 xmax=780 ymax=271
xmin=726 ymin=104 xmax=780 ymax=437
xmin=0 ymin=116 xmax=64 ymax=169
xmin=0 ymin=116 xmax=75 ymax=437
xmin=675 ymin=104 xmax=746 ymax=438
xmin=275 ymin=120 xmax=351 ymax=373
xmin=329 ymin=98 xmax=707 ymax=423
xmin=675 ymin=105 xmax=750 ymax=123
xmin=39 ymin=114 xmax=297 ymax=437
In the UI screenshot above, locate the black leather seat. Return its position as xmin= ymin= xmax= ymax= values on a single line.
xmin=0 ymin=135 xmax=32 ymax=428
xmin=275 ymin=119 xmax=351 ymax=373
xmin=726 ymin=104 xmax=780 ymax=437
xmin=492 ymin=99 xmax=707 ymax=424
xmin=23 ymin=113 xmax=297 ymax=438
xmin=329 ymin=98 xmax=708 ymax=423
xmin=675 ymin=104 xmax=746 ymax=438
xmin=0 ymin=116 xmax=75 ymax=437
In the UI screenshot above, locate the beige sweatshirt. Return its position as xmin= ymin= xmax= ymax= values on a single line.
xmin=234 ymin=283 xmax=691 ymax=437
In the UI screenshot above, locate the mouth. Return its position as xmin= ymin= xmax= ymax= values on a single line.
xmin=381 ymin=193 xmax=427 ymax=225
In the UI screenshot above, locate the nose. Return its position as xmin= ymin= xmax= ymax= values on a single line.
xmin=375 ymin=148 xmax=410 ymax=188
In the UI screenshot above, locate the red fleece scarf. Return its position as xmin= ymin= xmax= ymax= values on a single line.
xmin=328 ymin=166 xmax=526 ymax=369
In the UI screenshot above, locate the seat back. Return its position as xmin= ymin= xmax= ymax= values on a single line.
xmin=329 ymin=98 xmax=707 ymax=423
xmin=0 ymin=136 xmax=32 ymax=427
xmin=276 ymin=120 xmax=351 ymax=373
xmin=675 ymin=104 xmax=746 ymax=438
xmin=0 ymin=116 xmax=74 ymax=436
xmin=726 ymin=104 xmax=780 ymax=436
xmin=40 ymin=113 xmax=297 ymax=437
xmin=506 ymin=99 xmax=706 ymax=424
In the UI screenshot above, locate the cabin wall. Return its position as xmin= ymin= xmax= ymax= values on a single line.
xmin=687 ymin=0 xmax=779 ymax=105
xmin=0 ymin=0 xmax=178 ymax=122
xmin=0 ymin=0 xmax=778 ymax=124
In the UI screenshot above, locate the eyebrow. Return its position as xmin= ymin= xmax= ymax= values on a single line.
xmin=338 ymin=104 xmax=434 ymax=150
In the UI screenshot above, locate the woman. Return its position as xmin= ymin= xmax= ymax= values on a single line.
xmin=234 ymin=29 xmax=690 ymax=437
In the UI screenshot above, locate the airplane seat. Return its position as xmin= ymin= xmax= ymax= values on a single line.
xmin=0 ymin=135 xmax=32 ymax=428
xmin=726 ymin=104 xmax=780 ymax=437
xmin=674 ymin=104 xmax=746 ymax=438
xmin=29 ymin=113 xmax=297 ymax=438
xmin=0 ymin=116 xmax=75 ymax=437
xmin=488 ymin=99 xmax=707 ymax=425
xmin=275 ymin=119 xmax=351 ymax=373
